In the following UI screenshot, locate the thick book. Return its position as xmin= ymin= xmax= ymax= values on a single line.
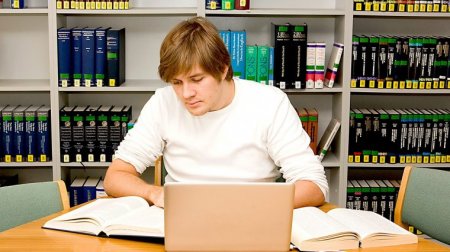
xmin=13 ymin=105 xmax=29 ymax=162
xmin=57 ymin=28 xmax=73 ymax=87
xmin=317 ymin=118 xmax=341 ymax=161
xmin=43 ymin=196 xmax=164 ymax=238
xmin=324 ymin=42 xmax=344 ymax=88
xmin=291 ymin=207 xmax=418 ymax=251
xmin=107 ymin=28 xmax=126 ymax=87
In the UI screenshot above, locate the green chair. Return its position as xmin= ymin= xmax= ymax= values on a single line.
xmin=0 ymin=180 xmax=70 ymax=232
xmin=395 ymin=166 xmax=450 ymax=245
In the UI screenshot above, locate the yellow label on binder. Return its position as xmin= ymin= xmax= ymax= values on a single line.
xmin=90 ymin=1 xmax=95 ymax=9
xmin=102 ymin=2 xmax=107 ymax=9
xmin=436 ymin=156 xmax=441 ymax=163
xmin=447 ymin=155 xmax=450 ymax=163
xmin=411 ymin=156 xmax=416 ymax=163
xmin=107 ymin=2 xmax=112 ymax=9
xmin=86 ymin=1 xmax=91 ymax=9
xmin=414 ymin=4 xmax=420 ymax=12
xmin=114 ymin=2 xmax=119 ymax=9
xmin=119 ymin=2 xmax=124 ymax=9
xmin=433 ymin=4 xmax=440 ymax=11
xmin=390 ymin=156 xmax=396 ymax=164
xmin=16 ymin=155 xmax=22 ymax=162
xmin=79 ymin=2 xmax=85 ymax=9
xmin=430 ymin=156 xmax=435 ymax=163
xmin=365 ymin=2 xmax=372 ymax=11
xmin=417 ymin=156 xmax=422 ymax=163
xmin=71 ymin=0 xmax=77 ymax=9
xmin=398 ymin=4 xmax=405 ymax=11
xmin=420 ymin=4 xmax=426 ymax=12
xmin=427 ymin=4 xmax=433 ymax=12
xmin=393 ymin=81 xmax=399 ymax=89
xmin=125 ymin=2 xmax=128 ymax=9
xmin=372 ymin=156 xmax=378 ymax=163
xmin=399 ymin=81 xmax=406 ymax=89
xmin=64 ymin=1 xmax=70 ymax=9
xmin=5 ymin=155 xmax=11 ymax=163
xmin=423 ymin=156 xmax=429 ymax=163
xmin=40 ymin=155 xmax=47 ymax=162
xmin=363 ymin=155 xmax=370 ymax=163
xmin=211 ymin=1 xmax=217 ymax=9
xmin=359 ymin=79 xmax=366 ymax=88
xmin=378 ymin=80 xmax=384 ymax=88
xmin=351 ymin=79 xmax=357 ymax=88
xmin=406 ymin=156 xmax=411 ymax=163
xmin=386 ymin=81 xmax=392 ymax=88
xmin=388 ymin=4 xmax=395 ymax=11
xmin=380 ymin=3 xmax=387 ymax=11
xmin=406 ymin=80 xmax=412 ymax=89
xmin=380 ymin=156 xmax=385 ymax=163
xmin=419 ymin=81 xmax=425 ymax=89
xmin=348 ymin=155 xmax=354 ymax=163
xmin=109 ymin=79 xmax=116 ymax=86
xmin=28 ymin=155 xmax=34 ymax=162
xmin=57 ymin=1 xmax=63 ymax=9
xmin=412 ymin=81 xmax=419 ymax=89
xmin=373 ymin=3 xmax=380 ymax=11
xmin=355 ymin=155 xmax=361 ymax=163
xmin=407 ymin=4 xmax=414 ymax=12
xmin=442 ymin=5 xmax=448 ymax=12
xmin=426 ymin=81 xmax=432 ymax=89
xmin=96 ymin=2 xmax=101 ymax=9
xmin=240 ymin=0 xmax=246 ymax=5
xmin=442 ymin=156 xmax=447 ymax=163
xmin=369 ymin=80 xmax=375 ymax=88
xmin=439 ymin=80 xmax=445 ymax=89
xmin=433 ymin=80 xmax=439 ymax=89
xmin=400 ymin=156 xmax=406 ymax=163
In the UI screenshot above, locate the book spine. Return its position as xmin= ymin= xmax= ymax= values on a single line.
xmin=268 ymin=47 xmax=274 ymax=86
xmin=368 ymin=36 xmax=379 ymax=88
xmin=324 ymin=42 xmax=344 ymax=88
xmin=351 ymin=36 xmax=360 ymax=87
xmin=72 ymin=108 xmax=86 ymax=163
xmin=272 ymin=24 xmax=291 ymax=89
xmin=222 ymin=0 xmax=234 ymax=10
xmin=314 ymin=42 xmax=326 ymax=89
xmin=37 ymin=107 xmax=51 ymax=162
xmin=85 ymin=107 xmax=98 ymax=162
xmin=234 ymin=0 xmax=249 ymax=9
xmin=218 ymin=30 xmax=230 ymax=53
xmin=290 ymin=24 xmax=307 ymax=89
xmin=109 ymin=107 xmax=122 ymax=161
xmin=97 ymin=106 xmax=111 ymax=162
xmin=60 ymin=107 xmax=73 ymax=163
xmin=205 ymin=0 xmax=221 ymax=9
xmin=13 ymin=108 xmax=26 ymax=162
xmin=256 ymin=45 xmax=269 ymax=84
xmin=58 ymin=28 xmax=72 ymax=88
xmin=82 ymin=28 xmax=96 ymax=87
xmin=358 ymin=36 xmax=369 ymax=88
xmin=2 ymin=108 xmax=14 ymax=162
xmin=25 ymin=108 xmax=37 ymax=162
xmin=307 ymin=108 xmax=319 ymax=154
xmin=305 ymin=42 xmax=316 ymax=89
xmin=378 ymin=37 xmax=389 ymax=84
xmin=245 ymin=45 xmax=257 ymax=81
xmin=120 ymin=106 xmax=132 ymax=151
xmin=230 ymin=30 xmax=246 ymax=79
xmin=95 ymin=28 xmax=109 ymax=87
xmin=72 ymin=28 xmax=83 ymax=87
xmin=107 ymin=28 xmax=126 ymax=87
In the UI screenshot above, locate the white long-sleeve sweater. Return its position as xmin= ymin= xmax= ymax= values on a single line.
xmin=115 ymin=78 xmax=328 ymax=197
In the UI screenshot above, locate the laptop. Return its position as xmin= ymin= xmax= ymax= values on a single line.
xmin=164 ymin=182 xmax=295 ymax=252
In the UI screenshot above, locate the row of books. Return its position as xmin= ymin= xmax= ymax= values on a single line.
xmin=69 ymin=177 xmax=106 ymax=206
xmin=57 ymin=27 xmax=125 ymax=88
xmin=296 ymin=108 xmax=319 ymax=154
xmin=60 ymin=105 xmax=132 ymax=163
xmin=56 ymin=0 xmax=130 ymax=10
xmin=347 ymin=179 xmax=401 ymax=222
xmin=205 ymin=0 xmax=249 ymax=10
xmin=354 ymin=0 xmax=449 ymax=12
xmin=2 ymin=0 xmax=25 ymax=9
xmin=0 ymin=105 xmax=51 ymax=163
xmin=351 ymin=35 xmax=450 ymax=89
xmin=349 ymin=108 xmax=450 ymax=164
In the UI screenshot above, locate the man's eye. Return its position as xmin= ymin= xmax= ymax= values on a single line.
xmin=192 ymin=78 xmax=203 ymax=82
xmin=172 ymin=81 xmax=181 ymax=85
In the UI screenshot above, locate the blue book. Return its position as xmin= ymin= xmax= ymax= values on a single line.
xmin=82 ymin=27 xmax=96 ymax=87
xmin=2 ymin=105 xmax=17 ymax=162
xmin=37 ymin=106 xmax=51 ymax=162
xmin=106 ymin=28 xmax=126 ymax=87
xmin=95 ymin=179 xmax=107 ymax=198
xmin=268 ymin=47 xmax=274 ymax=86
xmin=83 ymin=177 xmax=101 ymax=202
xmin=95 ymin=27 xmax=110 ymax=87
xmin=57 ymin=28 xmax=72 ymax=87
xmin=25 ymin=105 xmax=40 ymax=162
xmin=230 ymin=30 xmax=246 ymax=79
xmin=219 ymin=30 xmax=230 ymax=53
xmin=72 ymin=27 xmax=83 ymax=87
xmin=70 ymin=177 xmax=87 ymax=206
xmin=0 ymin=105 xmax=7 ymax=161
xmin=13 ymin=105 xmax=28 ymax=162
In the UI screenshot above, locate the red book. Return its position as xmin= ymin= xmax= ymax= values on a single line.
xmin=234 ymin=0 xmax=249 ymax=10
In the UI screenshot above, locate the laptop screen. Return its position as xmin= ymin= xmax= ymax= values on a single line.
xmin=164 ymin=182 xmax=294 ymax=252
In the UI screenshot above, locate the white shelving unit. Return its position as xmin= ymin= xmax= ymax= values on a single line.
xmin=1 ymin=0 xmax=448 ymax=206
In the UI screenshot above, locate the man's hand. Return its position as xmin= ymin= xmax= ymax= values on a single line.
xmin=149 ymin=186 xmax=164 ymax=208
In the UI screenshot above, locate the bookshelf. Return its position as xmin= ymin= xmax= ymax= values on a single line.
xmin=0 ymin=0 xmax=448 ymax=206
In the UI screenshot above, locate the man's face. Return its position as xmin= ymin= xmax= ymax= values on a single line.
xmin=171 ymin=65 xmax=230 ymax=116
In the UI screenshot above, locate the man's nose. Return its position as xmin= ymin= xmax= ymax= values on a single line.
xmin=182 ymin=82 xmax=195 ymax=99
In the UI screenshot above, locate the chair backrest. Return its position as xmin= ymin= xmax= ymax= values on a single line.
xmin=395 ymin=166 xmax=450 ymax=245
xmin=0 ymin=180 xmax=70 ymax=232
xmin=154 ymin=156 xmax=167 ymax=186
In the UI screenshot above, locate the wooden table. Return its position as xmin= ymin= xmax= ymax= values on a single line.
xmin=0 ymin=203 xmax=448 ymax=251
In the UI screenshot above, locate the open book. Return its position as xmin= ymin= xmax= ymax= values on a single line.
xmin=43 ymin=196 xmax=164 ymax=238
xmin=291 ymin=207 xmax=418 ymax=251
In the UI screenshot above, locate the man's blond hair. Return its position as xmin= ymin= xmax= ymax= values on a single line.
xmin=158 ymin=17 xmax=233 ymax=83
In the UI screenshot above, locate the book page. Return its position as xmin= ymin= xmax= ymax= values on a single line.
xmin=44 ymin=196 xmax=149 ymax=233
xmin=291 ymin=207 xmax=359 ymax=250
xmin=104 ymin=205 xmax=164 ymax=237
xmin=328 ymin=208 xmax=413 ymax=239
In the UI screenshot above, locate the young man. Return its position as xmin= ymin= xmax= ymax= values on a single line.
xmin=104 ymin=17 xmax=328 ymax=208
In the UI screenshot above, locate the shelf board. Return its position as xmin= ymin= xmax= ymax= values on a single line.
xmin=284 ymin=87 xmax=343 ymax=94
xmin=56 ymin=7 xmax=197 ymax=15
xmin=0 ymin=8 xmax=48 ymax=14
xmin=0 ymin=162 xmax=53 ymax=167
xmin=206 ymin=8 xmax=346 ymax=16
xmin=59 ymin=79 xmax=167 ymax=92
xmin=0 ymin=79 xmax=50 ymax=92
xmin=348 ymin=163 xmax=450 ymax=168
xmin=351 ymin=88 xmax=450 ymax=94
xmin=321 ymin=153 xmax=340 ymax=167
xmin=61 ymin=162 xmax=111 ymax=167
xmin=354 ymin=11 xmax=450 ymax=18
